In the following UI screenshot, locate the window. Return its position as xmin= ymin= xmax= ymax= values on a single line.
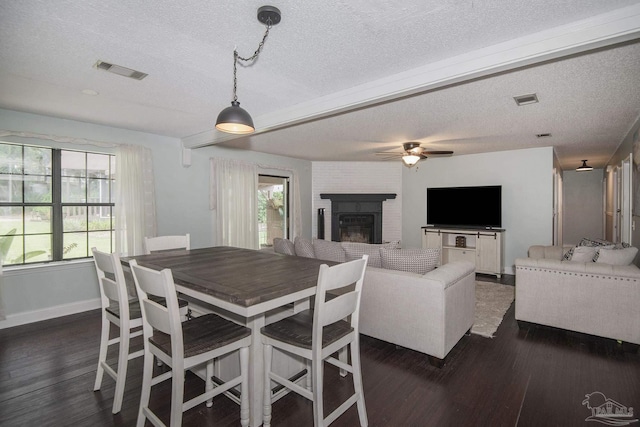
xmin=0 ymin=142 xmax=115 ymax=266
xmin=258 ymin=174 xmax=289 ymax=248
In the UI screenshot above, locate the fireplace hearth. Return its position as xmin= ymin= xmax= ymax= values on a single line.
xmin=320 ymin=193 xmax=396 ymax=243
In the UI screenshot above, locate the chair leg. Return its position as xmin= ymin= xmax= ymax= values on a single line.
xmin=137 ymin=348 xmax=155 ymax=427
xmin=305 ymin=360 xmax=312 ymax=391
xmin=240 ymin=347 xmax=250 ymax=427
xmin=93 ymin=316 xmax=110 ymax=391
xmin=206 ymin=359 xmax=214 ymax=408
xmin=170 ymin=362 xmax=185 ymax=427
xmin=351 ymin=340 xmax=368 ymax=427
xmin=312 ymin=357 xmax=325 ymax=427
xmin=112 ymin=327 xmax=130 ymax=414
xmin=263 ymin=344 xmax=273 ymax=427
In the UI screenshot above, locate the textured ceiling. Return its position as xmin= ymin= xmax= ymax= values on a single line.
xmin=1 ymin=1 xmax=639 ymax=169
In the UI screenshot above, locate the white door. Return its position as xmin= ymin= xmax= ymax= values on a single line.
xmin=621 ymin=154 xmax=633 ymax=244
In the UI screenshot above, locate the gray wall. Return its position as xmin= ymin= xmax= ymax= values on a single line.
xmin=562 ymin=169 xmax=604 ymax=246
xmin=0 ymin=109 xmax=312 ymax=328
xmin=402 ymin=147 xmax=555 ymax=274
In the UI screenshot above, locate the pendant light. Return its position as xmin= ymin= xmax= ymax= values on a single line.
xmin=215 ymin=6 xmax=281 ymax=134
xmin=576 ymin=160 xmax=593 ymax=171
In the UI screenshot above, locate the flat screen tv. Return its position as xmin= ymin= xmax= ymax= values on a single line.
xmin=426 ymin=185 xmax=502 ymax=228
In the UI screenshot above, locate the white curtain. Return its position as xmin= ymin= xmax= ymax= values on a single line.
xmin=115 ymin=145 xmax=157 ymax=256
xmin=290 ymin=172 xmax=302 ymax=240
xmin=210 ymin=158 xmax=259 ymax=249
xmin=0 ymin=259 xmax=5 ymax=321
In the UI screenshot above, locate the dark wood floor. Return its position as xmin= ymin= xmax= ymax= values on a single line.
xmin=1 ymin=274 xmax=639 ymax=427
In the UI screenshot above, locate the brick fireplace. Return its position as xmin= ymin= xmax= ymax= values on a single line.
xmin=319 ymin=193 xmax=396 ymax=243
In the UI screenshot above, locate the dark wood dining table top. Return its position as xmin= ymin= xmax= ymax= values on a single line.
xmin=121 ymin=246 xmax=336 ymax=308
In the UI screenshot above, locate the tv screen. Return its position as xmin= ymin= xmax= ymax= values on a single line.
xmin=426 ymin=185 xmax=502 ymax=228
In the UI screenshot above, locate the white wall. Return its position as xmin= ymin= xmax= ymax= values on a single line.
xmin=402 ymin=147 xmax=555 ymax=274
xmin=562 ymin=169 xmax=604 ymax=246
xmin=0 ymin=108 xmax=312 ymax=328
xmin=312 ymin=162 xmax=402 ymax=242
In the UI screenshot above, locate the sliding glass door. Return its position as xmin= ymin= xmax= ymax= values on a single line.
xmin=258 ymin=175 xmax=289 ymax=249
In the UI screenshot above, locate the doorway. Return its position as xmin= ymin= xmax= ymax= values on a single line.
xmin=258 ymin=175 xmax=289 ymax=249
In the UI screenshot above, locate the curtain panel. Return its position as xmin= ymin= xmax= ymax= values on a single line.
xmin=210 ymin=158 xmax=259 ymax=249
xmin=0 ymin=260 xmax=4 ymax=320
xmin=115 ymin=144 xmax=157 ymax=256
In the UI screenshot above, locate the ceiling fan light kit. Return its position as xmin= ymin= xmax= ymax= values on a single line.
xmin=402 ymin=154 xmax=421 ymax=167
xmin=215 ymin=6 xmax=281 ymax=135
xmin=376 ymin=141 xmax=454 ymax=167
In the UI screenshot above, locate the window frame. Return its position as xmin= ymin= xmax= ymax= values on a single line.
xmin=0 ymin=142 xmax=115 ymax=266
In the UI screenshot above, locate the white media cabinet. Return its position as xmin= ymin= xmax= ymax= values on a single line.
xmin=422 ymin=226 xmax=505 ymax=278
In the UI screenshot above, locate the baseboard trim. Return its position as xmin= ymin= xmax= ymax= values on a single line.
xmin=0 ymin=298 xmax=101 ymax=330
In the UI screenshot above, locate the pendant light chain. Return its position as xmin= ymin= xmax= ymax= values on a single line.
xmin=232 ymin=24 xmax=272 ymax=103
xmin=216 ymin=6 xmax=280 ymax=134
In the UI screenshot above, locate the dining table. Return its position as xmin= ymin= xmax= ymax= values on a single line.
xmin=122 ymin=245 xmax=336 ymax=427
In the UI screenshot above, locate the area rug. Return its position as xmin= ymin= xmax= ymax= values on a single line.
xmin=471 ymin=281 xmax=515 ymax=338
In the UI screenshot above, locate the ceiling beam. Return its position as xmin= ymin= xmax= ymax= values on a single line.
xmin=182 ymin=3 xmax=640 ymax=149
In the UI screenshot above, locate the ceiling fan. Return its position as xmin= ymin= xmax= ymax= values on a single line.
xmin=376 ymin=142 xmax=454 ymax=167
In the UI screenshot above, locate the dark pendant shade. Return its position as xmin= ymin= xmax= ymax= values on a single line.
xmin=215 ymin=101 xmax=255 ymax=134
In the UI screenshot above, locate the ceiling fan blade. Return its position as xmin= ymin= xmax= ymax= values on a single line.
xmin=375 ymin=152 xmax=403 ymax=158
xmin=421 ymin=150 xmax=454 ymax=155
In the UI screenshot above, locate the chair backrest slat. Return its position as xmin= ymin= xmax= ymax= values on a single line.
xmin=143 ymin=234 xmax=190 ymax=254
xmin=100 ymin=277 xmax=121 ymax=302
xmin=142 ymin=299 xmax=172 ymax=334
xmin=320 ymin=291 xmax=359 ymax=327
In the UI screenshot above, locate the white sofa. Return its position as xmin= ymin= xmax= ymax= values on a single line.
xmin=273 ymin=238 xmax=477 ymax=366
xmin=515 ymin=245 xmax=640 ymax=346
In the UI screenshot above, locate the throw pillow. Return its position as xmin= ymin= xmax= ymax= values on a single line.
xmin=568 ymin=245 xmax=598 ymax=262
xmin=313 ymin=239 xmax=346 ymax=262
xmin=294 ymin=237 xmax=315 ymax=258
xmin=594 ymin=246 xmax=638 ymax=265
xmin=578 ymin=237 xmax=614 ymax=247
xmin=562 ymin=247 xmax=575 ymax=261
xmin=379 ymin=248 xmax=440 ymax=274
xmin=342 ymin=240 xmax=401 ymax=268
xmin=273 ymin=238 xmax=295 ymax=256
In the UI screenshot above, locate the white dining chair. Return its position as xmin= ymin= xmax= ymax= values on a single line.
xmin=261 ymin=255 xmax=369 ymax=427
xmin=143 ymin=234 xmax=190 ymax=254
xmin=143 ymin=234 xmax=192 ymax=321
xmin=130 ymin=259 xmax=252 ymax=427
xmin=92 ymin=248 xmax=145 ymax=414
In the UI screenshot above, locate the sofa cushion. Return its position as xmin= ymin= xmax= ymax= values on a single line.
xmin=379 ymin=248 xmax=440 ymax=274
xmin=313 ymin=239 xmax=346 ymax=262
xmin=342 ymin=241 xmax=401 ymax=268
xmin=273 ymin=238 xmax=296 ymax=255
xmin=294 ymin=237 xmax=315 ymax=258
xmin=567 ymin=245 xmax=599 ymax=262
xmin=594 ymin=246 xmax=638 ymax=265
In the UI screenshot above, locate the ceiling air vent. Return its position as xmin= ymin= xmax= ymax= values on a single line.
xmin=95 ymin=60 xmax=148 ymax=80
xmin=513 ymin=93 xmax=538 ymax=106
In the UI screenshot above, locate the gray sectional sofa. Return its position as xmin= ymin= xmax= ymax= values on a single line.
xmin=515 ymin=244 xmax=640 ymax=346
xmin=273 ymin=238 xmax=476 ymax=366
